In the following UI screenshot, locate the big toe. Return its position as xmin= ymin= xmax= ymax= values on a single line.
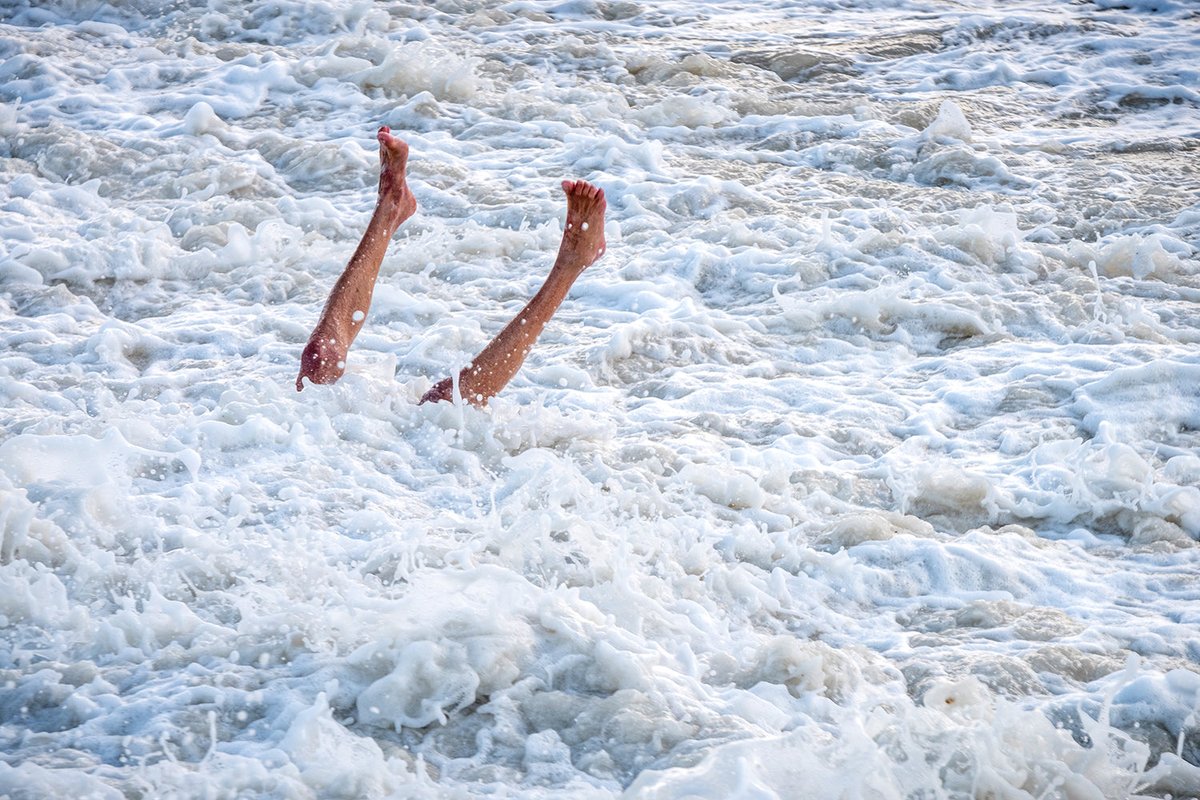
xmin=378 ymin=130 xmax=408 ymax=160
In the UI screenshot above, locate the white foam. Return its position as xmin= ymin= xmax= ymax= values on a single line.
xmin=923 ymin=99 xmax=973 ymax=143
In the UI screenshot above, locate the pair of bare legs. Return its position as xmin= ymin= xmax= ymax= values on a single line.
xmin=296 ymin=126 xmax=607 ymax=405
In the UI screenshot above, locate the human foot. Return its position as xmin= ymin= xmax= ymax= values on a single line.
xmin=554 ymin=179 xmax=606 ymax=277
xmin=376 ymin=126 xmax=417 ymax=229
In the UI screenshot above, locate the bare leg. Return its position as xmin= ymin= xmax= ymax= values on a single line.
xmin=421 ymin=180 xmax=607 ymax=406
xmin=296 ymin=126 xmax=417 ymax=391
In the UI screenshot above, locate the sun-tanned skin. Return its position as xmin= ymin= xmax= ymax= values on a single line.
xmin=419 ymin=180 xmax=606 ymax=406
xmin=296 ymin=126 xmax=607 ymax=406
xmin=296 ymin=126 xmax=417 ymax=391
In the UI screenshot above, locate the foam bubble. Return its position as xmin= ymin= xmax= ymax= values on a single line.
xmin=182 ymin=100 xmax=223 ymax=136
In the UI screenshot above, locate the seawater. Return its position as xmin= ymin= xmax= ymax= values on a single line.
xmin=1 ymin=1 xmax=1198 ymax=797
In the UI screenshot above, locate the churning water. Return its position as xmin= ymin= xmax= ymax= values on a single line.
xmin=1 ymin=0 xmax=1199 ymax=797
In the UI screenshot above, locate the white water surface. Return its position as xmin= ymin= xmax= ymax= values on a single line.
xmin=2 ymin=1 xmax=1199 ymax=797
